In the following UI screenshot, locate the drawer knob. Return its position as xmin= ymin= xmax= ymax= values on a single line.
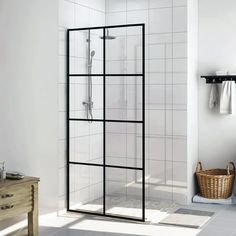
xmin=1 ymin=194 xmax=14 ymax=199
xmin=1 ymin=205 xmax=14 ymax=210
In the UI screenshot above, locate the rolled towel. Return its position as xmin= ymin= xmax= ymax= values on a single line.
xmin=209 ymin=84 xmax=219 ymax=109
xmin=220 ymin=81 xmax=235 ymax=115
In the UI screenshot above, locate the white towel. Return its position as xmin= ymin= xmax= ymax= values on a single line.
xmin=220 ymin=81 xmax=235 ymax=115
xmin=193 ymin=194 xmax=236 ymax=205
xmin=209 ymin=84 xmax=219 ymax=109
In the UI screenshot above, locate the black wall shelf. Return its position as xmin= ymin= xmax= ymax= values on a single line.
xmin=201 ymin=75 xmax=236 ymax=83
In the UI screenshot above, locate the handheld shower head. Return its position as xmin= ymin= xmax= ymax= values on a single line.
xmin=91 ymin=50 xmax=95 ymax=57
xmin=89 ymin=50 xmax=95 ymax=67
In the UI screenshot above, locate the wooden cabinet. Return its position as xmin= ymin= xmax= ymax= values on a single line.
xmin=0 ymin=177 xmax=39 ymax=236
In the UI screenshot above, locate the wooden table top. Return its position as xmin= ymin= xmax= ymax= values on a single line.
xmin=0 ymin=176 xmax=39 ymax=189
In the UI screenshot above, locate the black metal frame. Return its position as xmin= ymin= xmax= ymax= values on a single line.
xmin=67 ymin=24 xmax=145 ymax=222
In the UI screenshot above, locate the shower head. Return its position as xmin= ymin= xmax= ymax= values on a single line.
xmin=89 ymin=50 xmax=95 ymax=66
xmin=91 ymin=50 xmax=95 ymax=57
xmin=100 ymin=29 xmax=116 ymax=40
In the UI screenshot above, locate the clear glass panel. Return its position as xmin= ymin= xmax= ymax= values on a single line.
xmin=105 ymin=26 xmax=143 ymax=74
xmin=105 ymin=168 xmax=143 ymax=219
xmin=106 ymin=122 xmax=142 ymax=168
xmin=69 ymin=121 xmax=103 ymax=164
xmin=69 ymin=29 xmax=103 ymax=74
xmin=106 ymin=76 xmax=142 ymax=121
xmin=69 ymin=76 xmax=103 ymax=120
xmin=69 ymin=164 xmax=103 ymax=213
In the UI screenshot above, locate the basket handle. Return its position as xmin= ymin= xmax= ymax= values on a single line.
xmin=196 ymin=161 xmax=203 ymax=173
xmin=227 ymin=162 xmax=235 ymax=175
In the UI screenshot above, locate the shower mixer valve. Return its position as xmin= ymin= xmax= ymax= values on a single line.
xmin=83 ymin=100 xmax=93 ymax=109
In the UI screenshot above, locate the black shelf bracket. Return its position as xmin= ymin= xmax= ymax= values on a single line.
xmin=201 ymin=75 xmax=236 ymax=84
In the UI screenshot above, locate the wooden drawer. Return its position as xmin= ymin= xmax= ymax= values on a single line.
xmin=0 ymin=185 xmax=32 ymax=220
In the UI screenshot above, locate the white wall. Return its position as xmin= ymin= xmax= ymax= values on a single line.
xmin=0 ymin=0 xmax=58 ymax=213
xmin=198 ymin=0 xmax=236 ymax=186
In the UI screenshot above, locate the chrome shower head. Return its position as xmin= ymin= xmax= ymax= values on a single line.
xmin=91 ymin=50 xmax=95 ymax=57
xmin=100 ymin=29 xmax=116 ymax=40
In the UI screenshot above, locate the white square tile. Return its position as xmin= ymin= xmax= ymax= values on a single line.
xmin=173 ymin=73 xmax=187 ymax=84
xmin=106 ymin=36 xmax=127 ymax=60
xmin=149 ymin=138 xmax=165 ymax=160
xmin=90 ymin=166 xmax=103 ymax=185
xmin=149 ymin=160 xmax=165 ymax=184
xmin=149 ymin=59 xmax=165 ymax=73
xmin=173 ymin=110 xmax=187 ymax=136
xmin=74 ymin=0 xmax=89 ymax=7
xmin=59 ymin=0 xmax=75 ymax=28
xmin=165 ymin=110 xmax=173 ymax=136
xmin=165 ymin=138 xmax=172 ymax=161
xmin=173 ymin=43 xmax=187 ymax=58
xmin=173 ymin=84 xmax=187 ymax=104
xmin=127 ymin=35 xmax=144 ymax=60
xmin=78 ymin=165 xmax=90 ymax=189
xmin=166 ymin=58 xmax=173 ymax=72
xmin=106 ymin=12 xmax=126 ymax=25
xmin=149 ymin=8 xmax=172 ymax=34
xmin=90 ymin=134 xmax=103 ymax=162
xmin=75 ymin=4 xmax=90 ymax=28
xmin=149 ymin=44 xmax=165 ymax=59
xmin=127 ymin=0 xmax=149 ymax=11
xmin=173 ymin=162 xmax=187 ymax=187
xmin=89 ymin=0 xmax=105 ymax=12
xmin=106 ymin=133 xmax=126 ymax=157
xmin=173 ymin=58 xmax=187 ymax=72
xmin=173 ymin=138 xmax=187 ymax=162
xmin=127 ymin=135 xmax=142 ymax=160
xmin=149 ymin=33 xmax=172 ymax=44
xmin=149 ymin=85 xmax=165 ymax=104
xmin=127 ymin=10 xmax=149 ymax=33
xmin=106 ymin=168 xmax=126 ymax=182
xmin=89 ymin=9 xmax=105 ymax=27
xmin=173 ymin=7 xmax=187 ymax=32
xmin=149 ymin=110 xmax=165 ymax=135
xmin=173 ymin=0 xmax=187 ymax=6
xmin=149 ymin=73 xmax=165 ymax=84
xmin=73 ymin=136 xmax=90 ymax=162
xmin=165 ymin=161 xmax=173 ymax=186
xmin=165 ymin=85 xmax=172 ymax=104
xmin=105 ymin=0 xmax=126 ymax=12
xmin=149 ymin=0 xmax=172 ymax=8
xmin=173 ymin=32 xmax=187 ymax=43
xmin=164 ymin=73 xmax=172 ymax=84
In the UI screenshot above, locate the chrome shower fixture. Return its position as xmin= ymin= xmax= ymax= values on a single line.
xmin=100 ymin=29 xmax=116 ymax=40
xmin=83 ymin=31 xmax=95 ymax=121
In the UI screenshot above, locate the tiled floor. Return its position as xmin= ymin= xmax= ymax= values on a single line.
xmin=2 ymin=203 xmax=236 ymax=236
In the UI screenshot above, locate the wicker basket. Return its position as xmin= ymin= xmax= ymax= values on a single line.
xmin=196 ymin=161 xmax=236 ymax=199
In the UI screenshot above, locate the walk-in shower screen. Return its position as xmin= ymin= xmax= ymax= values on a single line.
xmin=67 ymin=24 xmax=145 ymax=221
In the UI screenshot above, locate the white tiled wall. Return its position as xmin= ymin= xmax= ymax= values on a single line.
xmin=105 ymin=0 xmax=187 ymax=204
xmin=58 ymin=0 xmax=106 ymax=211
xmin=58 ymin=0 xmax=188 ymax=211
